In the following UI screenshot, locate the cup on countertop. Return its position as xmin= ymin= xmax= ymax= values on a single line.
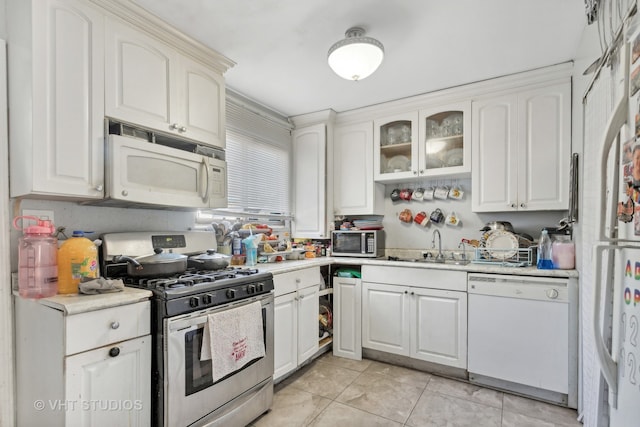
xmin=399 ymin=208 xmax=413 ymax=223
xmin=412 ymin=187 xmax=425 ymax=201
xmin=414 ymin=211 xmax=429 ymax=227
xmin=390 ymin=188 xmax=401 ymax=201
xmin=430 ymin=208 xmax=445 ymax=224
xmin=399 ymin=188 xmax=413 ymax=201
xmin=434 ymin=186 xmax=449 ymax=200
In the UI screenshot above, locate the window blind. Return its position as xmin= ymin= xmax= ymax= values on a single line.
xmin=223 ymin=91 xmax=292 ymax=215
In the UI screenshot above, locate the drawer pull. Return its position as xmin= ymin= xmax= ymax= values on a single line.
xmin=109 ymin=347 xmax=120 ymax=357
xmin=110 ymin=321 xmax=120 ymax=330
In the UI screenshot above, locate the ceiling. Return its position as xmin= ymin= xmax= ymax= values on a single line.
xmin=131 ymin=0 xmax=587 ymax=118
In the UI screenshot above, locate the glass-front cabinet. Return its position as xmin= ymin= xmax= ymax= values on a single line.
xmin=373 ymin=112 xmax=419 ymax=182
xmin=418 ymin=101 xmax=471 ymax=177
xmin=373 ymin=102 xmax=471 ymax=182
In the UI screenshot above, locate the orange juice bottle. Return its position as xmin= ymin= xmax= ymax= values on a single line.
xmin=57 ymin=231 xmax=99 ymax=294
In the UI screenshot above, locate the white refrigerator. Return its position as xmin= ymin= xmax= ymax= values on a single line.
xmin=591 ymin=16 xmax=640 ymax=426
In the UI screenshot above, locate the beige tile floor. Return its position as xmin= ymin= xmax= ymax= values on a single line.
xmin=250 ymin=352 xmax=582 ymax=427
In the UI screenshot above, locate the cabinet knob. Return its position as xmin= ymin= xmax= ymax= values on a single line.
xmin=299 ymin=294 xmax=304 ymax=300
xmin=411 ymin=291 xmax=415 ymax=295
xmin=95 ymin=184 xmax=103 ymax=192
xmin=110 ymin=321 xmax=120 ymax=330
xmin=509 ymin=203 xmax=516 ymax=208
xmin=404 ymin=290 xmax=408 ymax=294
xmin=109 ymin=347 xmax=120 ymax=357
xmin=169 ymin=123 xmax=179 ymax=130
xmin=413 ymin=171 xmax=418 ymax=175
xmin=178 ymin=126 xmax=187 ymax=133
xmin=546 ymin=289 xmax=559 ymax=299
xmin=520 ymin=203 xmax=526 ymax=208
xmin=295 ymin=278 xmax=301 ymax=284
xmin=121 ymin=190 xmax=128 ymax=197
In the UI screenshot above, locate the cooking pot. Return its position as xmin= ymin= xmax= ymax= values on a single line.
xmin=187 ymin=249 xmax=230 ymax=270
xmin=113 ymin=248 xmax=187 ymax=277
xmin=480 ymin=221 xmax=515 ymax=233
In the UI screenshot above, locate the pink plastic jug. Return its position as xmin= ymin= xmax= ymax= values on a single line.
xmin=13 ymin=216 xmax=58 ymax=299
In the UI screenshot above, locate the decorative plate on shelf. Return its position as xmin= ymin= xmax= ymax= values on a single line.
xmin=445 ymin=148 xmax=464 ymax=166
xmin=485 ymin=230 xmax=519 ymax=260
xmin=386 ymin=155 xmax=410 ymax=172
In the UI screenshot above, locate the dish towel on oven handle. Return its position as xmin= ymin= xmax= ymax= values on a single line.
xmin=200 ymin=301 xmax=265 ymax=382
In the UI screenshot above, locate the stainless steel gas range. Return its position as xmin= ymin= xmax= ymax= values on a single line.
xmin=101 ymin=231 xmax=274 ymax=427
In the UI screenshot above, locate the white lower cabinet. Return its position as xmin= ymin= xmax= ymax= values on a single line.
xmin=362 ymin=266 xmax=467 ymax=369
xmin=14 ymin=295 xmax=151 ymax=427
xmin=273 ymin=267 xmax=321 ymax=381
xmin=332 ymin=277 xmax=362 ymax=360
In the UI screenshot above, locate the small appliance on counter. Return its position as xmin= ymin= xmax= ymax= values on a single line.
xmin=331 ymin=230 xmax=384 ymax=258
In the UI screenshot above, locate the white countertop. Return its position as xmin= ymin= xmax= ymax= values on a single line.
xmin=35 ymin=287 xmax=153 ymax=315
xmin=255 ymin=256 xmax=578 ymax=278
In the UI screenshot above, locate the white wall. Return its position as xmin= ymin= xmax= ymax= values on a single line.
xmin=0 ymin=0 xmax=5 ymax=39
xmin=377 ymin=178 xmax=565 ymax=251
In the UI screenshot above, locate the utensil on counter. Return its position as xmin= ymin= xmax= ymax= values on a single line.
xmin=113 ymin=248 xmax=188 ymax=277
xmin=187 ymin=249 xmax=230 ymax=270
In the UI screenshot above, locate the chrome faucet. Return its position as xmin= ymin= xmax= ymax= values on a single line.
xmin=431 ymin=230 xmax=445 ymax=262
xmin=458 ymin=241 xmax=468 ymax=261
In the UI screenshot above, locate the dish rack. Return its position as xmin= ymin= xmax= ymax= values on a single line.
xmin=471 ymin=247 xmax=536 ymax=267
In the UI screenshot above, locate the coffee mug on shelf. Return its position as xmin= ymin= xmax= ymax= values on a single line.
xmin=412 ymin=187 xmax=425 ymax=201
xmin=434 ymin=186 xmax=449 ymax=200
xmin=390 ymin=188 xmax=401 ymax=201
xmin=430 ymin=208 xmax=445 ymax=224
xmin=423 ymin=186 xmax=435 ymax=200
xmin=399 ymin=209 xmax=413 ymax=223
xmin=399 ymin=188 xmax=413 ymax=201
xmin=449 ymin=186 xmax=464 ymax=200
xmin=446 ymin=211 xmax=460 ymax=226
xmin=414 ymin=211 xmax=429 ymax=227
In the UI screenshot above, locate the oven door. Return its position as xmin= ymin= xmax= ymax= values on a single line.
xmin=164 ymin=293 xmax=274 ymax=427
xmin=107 ymin=134 xmax=214 ymax=209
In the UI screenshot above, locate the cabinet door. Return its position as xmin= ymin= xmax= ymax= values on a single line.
xmin=297 ymin=285 xmax=320 ymax=364
xmin=18 ymin=0 xmax=105 ymax=199
xmin=471 ymin=95 xmax=519 ymax=212
xmin=333 ymin=122 xmax=384 ymax=215
xmin=105 ymin=17 xmax=175 ymax=133
xmin=273 ymin=293 xmax=297 ymax=381
xmin=292 ymin=124 xmax=327 ymax=238
xmin=410 ymin=288 xmax=467 ymax=369
xmin=176 ymin=56 xmax=226 ymax=148
xmin=333 ymin=277 xmax=362 ymax=360
xmin=65 ymin=335 xmax=151 ymax=427
xmin=362 ymin=282 xmax=410 ymax=356
xmin=418 ymin=101 xmax=471 ymax=178
xmin=374 ymin=112 xmax=419 ymax=182
xmin=517 ymin=82 xmax=571 ymax=210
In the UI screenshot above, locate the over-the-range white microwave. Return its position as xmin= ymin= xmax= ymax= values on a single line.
xmin=97 ymin=128 xmax=227 ymax=210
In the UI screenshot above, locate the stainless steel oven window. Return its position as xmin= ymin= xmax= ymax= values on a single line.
xmin=184 ymin=306 xmax=268 ymax=396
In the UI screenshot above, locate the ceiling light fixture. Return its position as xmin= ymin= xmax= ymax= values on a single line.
xmin=327 ymin=27 xmax=384 ymax=81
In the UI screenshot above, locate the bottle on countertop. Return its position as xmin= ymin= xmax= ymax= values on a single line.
xmin=13 ymin=216 xmax=58 ymax=299
xmin=57 ymin=231 xmax=99 ymax=294
xmin=537 ymin=229 xmax=554 ymax=270
xmin=551 ymin=234 xmax=575 ymax=270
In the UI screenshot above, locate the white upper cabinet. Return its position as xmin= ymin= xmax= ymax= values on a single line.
xmin=7 ymin=0 xmax=105 ymax=199
xmin=418 ymin=101 xmax=471 ymax=178
xmin=333 ymin=121 xmax=384 ymax=215
xmin=472 ymin=80 xmax=571 ymax=212
xmin=374 ymin=112 xmax=419 ymax=182
xmin=105 ymin=17 xmax=225 ymax=148
xmin=292 ymin=123 xmax=327 ymax=238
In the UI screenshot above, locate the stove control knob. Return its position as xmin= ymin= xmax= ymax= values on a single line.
xmin=257 ymin=282 xmax=265 ymax=292
xmin=247 ymin=284 xmax=256 ymax=294
xmin=189 ymin=297 xmax=200 ymax=308
xmin=203 ymin=294 xmax=213 ymax=305
xmin=226 ymin=289 xmax=236 ymax=299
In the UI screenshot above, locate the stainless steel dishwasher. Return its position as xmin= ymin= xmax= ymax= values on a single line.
xmin=467 ymin=273 xmax=578 ymax=407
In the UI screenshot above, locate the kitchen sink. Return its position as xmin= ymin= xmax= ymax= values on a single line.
xmin=387 ymin=256 xmax=470 ymax=266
